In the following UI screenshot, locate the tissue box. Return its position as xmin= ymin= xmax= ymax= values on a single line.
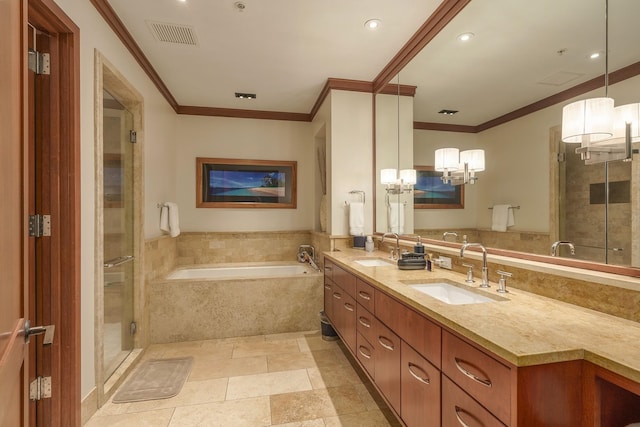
xmin=353 ymin=236 xmax=366 ymax=248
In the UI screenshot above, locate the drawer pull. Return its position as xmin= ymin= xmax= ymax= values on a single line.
xmin=454 ymin=406 xmax=479 ymax=427
xmin=333 ymin=292 xmax=342 ymax=300
xmin=378 ymin=336 xmax=395 ymax=351
xmin=358 ymin=317 xmax=371 ymax=328
xmin=407 ymin=362 xmax=430 ymax=385
xmin=344 ymin=303 xmax=354 ymax=312
xmin=358 ymin=346 xmax=372 ymax=359
xmin=454 ymin=358 xmax=492 ymax=388
xmin=324 ymin=284 xmax=331 ymax=290
xmin=358 ymin=291 xmax=371 ymax=301
xmin=324 ymin=267 xmax=332 ymax=272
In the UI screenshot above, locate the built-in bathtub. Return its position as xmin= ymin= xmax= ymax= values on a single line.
xmin=150 ymin=262 xmax=323 ymax=343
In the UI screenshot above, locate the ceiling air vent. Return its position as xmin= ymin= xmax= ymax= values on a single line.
xmin=146 ymin=21 xmax=198 ymax=46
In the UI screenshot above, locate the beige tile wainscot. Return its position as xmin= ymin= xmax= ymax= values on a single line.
xmin=323 ymin=248 xmax=640 ymax=427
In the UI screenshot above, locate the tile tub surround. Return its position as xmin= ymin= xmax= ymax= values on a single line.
xmin=85 ymin=331 xmax=400 ymax=427
xmin=325 ymin=249 xmax=640 ymax=384
xmin=145 ymin=235 xmax=178 ymax=283
xmin=149 ymin=264 xmax=323 ymax=343
xmin=176 ymin=231 xmax=313 ymax=265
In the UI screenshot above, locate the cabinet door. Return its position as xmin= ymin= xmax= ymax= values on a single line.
xmin=374 ymin=318 xmax=401 ymax=413
xmin=323 ymin=279 xmax=334 ymax=322
xmin=336 ymin=288 xmax=357 ymax=354
xmin=356 ymin=278 xmax=375 ymax=312
xmin=401 ymin=341 xmax=440 ymax=427
xmin=356 ymin=304 xmax=375 ymax=345
xmin=356 ymin=332 xmax=375 ymax=378
xmin=442 ymin=376 xmax=506 ymax=427
xmin=442 ymin=331 xmax=511 ymax=425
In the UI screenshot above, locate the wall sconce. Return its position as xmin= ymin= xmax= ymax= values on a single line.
xmin=434 ymin=148 xmax=485 ymax=185
xmin=561 ymin=0 xmax=639 ymax=164
xmin=381 ymin=168 xmax=416 ymax=194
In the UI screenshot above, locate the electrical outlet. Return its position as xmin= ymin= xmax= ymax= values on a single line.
xmin=439 ymin=256 xmax=452 ymax=269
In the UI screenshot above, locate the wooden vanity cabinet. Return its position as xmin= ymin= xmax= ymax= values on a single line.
xmin=324 ymin=260 xmax=356 ymax=354
xmin=442 ymin=376 xmax=506 ymax=427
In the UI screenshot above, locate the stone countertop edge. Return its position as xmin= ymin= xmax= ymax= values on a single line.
xmin=324 ymin=249 xmax=640 ymax=384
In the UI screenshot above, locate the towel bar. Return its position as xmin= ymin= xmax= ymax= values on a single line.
xmin=488 ymin=205 xmax=520 ymax=210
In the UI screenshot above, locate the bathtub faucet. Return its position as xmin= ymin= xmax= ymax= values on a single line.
xmin=298 ymin=245 xmax=320 ymax=272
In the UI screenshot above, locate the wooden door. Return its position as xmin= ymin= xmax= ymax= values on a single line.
xmin=0 ymin=0 xmax=29 ymax=426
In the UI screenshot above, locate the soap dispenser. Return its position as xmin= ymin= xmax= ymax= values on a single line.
xmin=365 ymin=236 xmax=375 ymax=252
xmin=414 ymin=236 xmax=425 ymax=254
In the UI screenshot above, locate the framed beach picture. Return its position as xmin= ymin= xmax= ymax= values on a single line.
xmin=414 ymin=166 xmax=464 ymax=209
xmin=196 ymin=158 xmax=297 ymax=208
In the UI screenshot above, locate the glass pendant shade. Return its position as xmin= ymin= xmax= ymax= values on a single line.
xmin=460 ymin=149 xmax=485 ymax=171
xmin=611 ymin=103 xmax=640 ymax=143
xmin=380 ymin=168 xmax=397 ymax=185
xmin=434 ymin=148 xmax=459 ymax=171
xmin=561 ymin=97 xmax=614 ymax=143
xmin=399 ymin=169 xmax=417 ymax=185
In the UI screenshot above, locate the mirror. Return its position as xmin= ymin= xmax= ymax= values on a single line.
xmin=375 ymin=0 xmax=640 ymax=272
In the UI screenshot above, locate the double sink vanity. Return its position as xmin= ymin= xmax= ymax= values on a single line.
xmin=323 ymin=249 xmax=640 ymax=426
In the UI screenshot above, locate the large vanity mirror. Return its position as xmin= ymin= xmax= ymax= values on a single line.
xmin=374 ymin=0 xmax=640 ymax=275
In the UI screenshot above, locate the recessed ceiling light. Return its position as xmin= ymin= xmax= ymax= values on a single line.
xmin=590 ymin=52 xmax=601 ymax=59
xmin=235 ymin=92 xmax=256 ymax=99
xmin=457 ymin=32 xmax=474 ymax=42
xmin=364 ymin=19 xmax=381 ymax=30
xmin=177 ymin=0 xmax=186 ymax=2
xmin=438 ymin=109 xmax=459 ymax=116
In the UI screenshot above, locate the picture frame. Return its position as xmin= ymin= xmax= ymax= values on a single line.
xmin=196 ymin=157 xmax=297 ymax=208
xmin=414 ymin=166 xmax=464 ymax=209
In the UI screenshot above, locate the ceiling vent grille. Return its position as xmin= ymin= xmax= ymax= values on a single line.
xmin=146 ymin=21 xmax=198 ymax=46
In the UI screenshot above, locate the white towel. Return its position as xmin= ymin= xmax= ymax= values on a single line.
xmin=388 ymin=202 xmax=404 ymax=234
xmin=160 ymin=202 xmax=181 ymax=237
xmin=349 ymin=202 xmax=365 ymax=236
xmin=491 ymin=204 xmax=514 ymax=232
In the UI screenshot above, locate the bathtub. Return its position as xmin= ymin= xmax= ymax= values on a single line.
xmin=150 ymin=262 xmax=323 ymax=343
xmin=167 ymin=263 xmax=315 ymax=280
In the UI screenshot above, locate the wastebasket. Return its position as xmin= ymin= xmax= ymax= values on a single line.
xmin=320 ymin=311 xmax=338 ymax=341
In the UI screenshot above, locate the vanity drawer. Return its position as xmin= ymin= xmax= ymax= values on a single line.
xmin=356 ymin=278 xmax=375 ymax=312
xmin=401 ymin=341 xmax=440 ymax=427
xmin=332 ymin=263 xmax=356 ymax=298
xmin=374 ymin=318 xmax=401 ymax=413
xmin=375 ymin=291 xmax=441 ymax=368
xmin=324 ymin=260 xmax=334 ymax=282
xmin=356 ymin=304 xmax=375 ymax=344
xmin=442 ymin=376 xmax=506 ymax=427
xmin=356 ymin=331 xmax=375 ymax=379
xmin=442 ymin=331 xmax=511 ymax=424
xmin=323 ymin=281 xmax=334 ymax=321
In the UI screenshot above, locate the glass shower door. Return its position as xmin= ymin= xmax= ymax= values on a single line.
xmin=102 ymin=91 xmax=135 ymax=379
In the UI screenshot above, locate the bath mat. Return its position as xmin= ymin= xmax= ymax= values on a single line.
xmin=112 ymin=357 xmax=193 ymax=403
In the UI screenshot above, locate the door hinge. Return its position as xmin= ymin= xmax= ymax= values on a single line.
xmin=27 ymin=49 xmax=50 ymax=75
xmin=129 ymin=130 xmax=137 ymax=143
xmin=29 ymin=376 xmax=52 ymax=401
xmin=29 ymin=214 xmax=51 ymax=237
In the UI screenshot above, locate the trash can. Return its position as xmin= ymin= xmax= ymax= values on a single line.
xmin=320 ymin=311 xmax=338 ymax=341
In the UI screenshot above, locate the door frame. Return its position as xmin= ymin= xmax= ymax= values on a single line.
xmin=27 ymin=0 xmax=80 ymax=425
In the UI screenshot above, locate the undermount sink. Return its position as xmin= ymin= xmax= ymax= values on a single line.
xmin=407 ymin=282 xmax=499 ymax=305
xmin=354 ymin=258 xmax=395 ymax=267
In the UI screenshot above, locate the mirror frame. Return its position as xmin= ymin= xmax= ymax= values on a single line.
xmin=371 ymin=0 xmax=640 ymax=278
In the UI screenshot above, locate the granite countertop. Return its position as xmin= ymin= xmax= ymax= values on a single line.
xmin=324 ymin=249 xmax=640 ymax=383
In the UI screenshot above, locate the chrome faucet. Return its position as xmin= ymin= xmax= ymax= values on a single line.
xmin=551 ymin=241 xmax=575 ymax=257
xmin=298 ymin=245 xmax=320 ymax=271
xmin=442 ymin=231 xmax=458 ymax=242
xmin=460 ymin=243 xmax=489 ymax=288
xmin=382 ymin=232 xmax=400 ymax=259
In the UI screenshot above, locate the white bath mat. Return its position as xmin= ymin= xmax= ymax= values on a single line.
xmin=112 ymin=357 xmax=193 ymax=403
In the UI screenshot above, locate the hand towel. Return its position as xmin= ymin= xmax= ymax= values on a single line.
xmin=160 ymin=205 xmax=170 ymax=233
xmin=388 ymin=202 xmax=404 ymax=234
xmin=160 ymin=202 xmax=181 ymax=237
xmin=491 ymin=204 xmax=514 ymax=232
xmin=349 ymin=202 xmax=365 ymax=236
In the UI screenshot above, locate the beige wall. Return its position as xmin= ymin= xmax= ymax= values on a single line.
xmin=173 ymin=115 xmax=315 ymax=233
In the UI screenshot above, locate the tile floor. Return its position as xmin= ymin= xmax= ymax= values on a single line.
xmin=85 ymin=330 xmax=401 ymax=427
